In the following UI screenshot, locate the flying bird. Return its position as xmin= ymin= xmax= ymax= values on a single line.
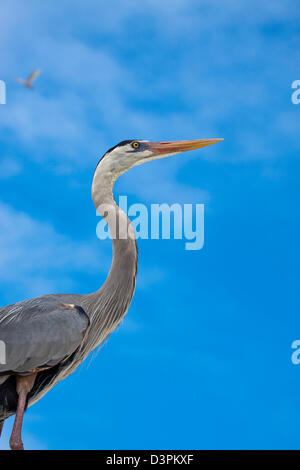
xmin=14 ymin=69 xmax=42 ymax=89
xmin=0 ymin=138 xmax=223 ymax=450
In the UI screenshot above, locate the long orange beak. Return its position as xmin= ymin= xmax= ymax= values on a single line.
xmin=146 ymin=138 xmax=223 ymax=155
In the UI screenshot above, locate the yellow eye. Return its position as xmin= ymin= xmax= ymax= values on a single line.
xmin=132 ymin=141 xmax=140 ymax=149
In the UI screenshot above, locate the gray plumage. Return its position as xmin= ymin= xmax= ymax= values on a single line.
xmin=0 ymin=296 xmax=89 ymax=377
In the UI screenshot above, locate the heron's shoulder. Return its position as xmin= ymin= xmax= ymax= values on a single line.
xmin=0 ymin=293 xmax=85 ymax=325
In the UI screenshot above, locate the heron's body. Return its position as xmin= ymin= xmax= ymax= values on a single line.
xmin=0 ymin=138 xmax=222 ymax=449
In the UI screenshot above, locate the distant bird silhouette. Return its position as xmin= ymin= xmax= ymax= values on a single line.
xmin=14 ymin=69 xmax=41 ymax=89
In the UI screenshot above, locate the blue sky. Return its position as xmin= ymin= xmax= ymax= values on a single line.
xmin=0 ymin=0 xmax=300 ymax=450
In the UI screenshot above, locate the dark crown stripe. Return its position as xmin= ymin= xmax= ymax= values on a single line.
xmin=94 ymin=140 xmax=134 ymax=173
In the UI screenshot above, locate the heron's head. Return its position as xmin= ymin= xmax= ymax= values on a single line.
xmin=97 ymin=138 xmax=223 ymax=181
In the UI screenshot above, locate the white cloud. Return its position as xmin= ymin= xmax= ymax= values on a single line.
xmin=0 ymin=201 xmax=110 ymax=299
xmin=0 ymin=0 xmax=299 ymax=196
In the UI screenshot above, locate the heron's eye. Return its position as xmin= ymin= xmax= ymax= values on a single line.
xmin=132 ymin=141 xmax=140 ymax=150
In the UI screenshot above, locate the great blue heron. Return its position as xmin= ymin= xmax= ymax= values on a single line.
xmin=14 ymin=69 xmax=41 ymax=89
xmin=0 ymin=138 xmax=223 ymax=450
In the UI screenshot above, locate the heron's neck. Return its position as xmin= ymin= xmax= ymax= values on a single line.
xmin=81 ymin=170 xmax=138 ymax=351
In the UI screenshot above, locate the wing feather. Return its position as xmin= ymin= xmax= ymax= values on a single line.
xmin=26 ymin=69 xmax=41 ymax=85
xmin=0 ymin=295 xmax=89 ymax=375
